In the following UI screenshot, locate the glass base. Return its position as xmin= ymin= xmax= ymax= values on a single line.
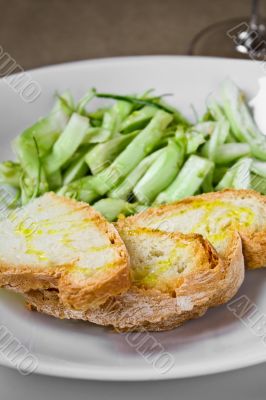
xmin=188 ymin=17 xmax=266 ymax=59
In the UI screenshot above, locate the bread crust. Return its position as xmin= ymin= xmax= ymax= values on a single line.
xmin=117 ymin=189 xmax=266 ymax=269
xmin=0 ymin=193 xmax=130 ymax=310
xmin=22 ymin=231 xmax=244 ymax=332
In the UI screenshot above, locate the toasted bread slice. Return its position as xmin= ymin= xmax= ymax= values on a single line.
xmin=117 ymin=189 xmax=266 ymax=269
xmin=0 ymin=193 xmax=130 ymax=310
xmin=22 ymin=227 xmax=244 ymax=331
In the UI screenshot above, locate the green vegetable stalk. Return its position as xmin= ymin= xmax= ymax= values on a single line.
xmin=201 ymin=119 xmax=229 ymax=161
xmin=93 ymin=198 xmax=139 ymax=221
xmin=62 ymin=153 xmax=89 ymax=185
xmin=44 ymin=113 xmax=89 ymax=175
xmin=108 ymin=149 xmax=164 ymax=200
xmin=155 ymin=155 xmax=214 ymax=203
xmin=85 ymin=131 xmax=138 ymax=175
xmin=133 ymin=139 xmax=184 ymax=204
xmin=121 ymin=106 xmax=157 ymax=133
xmin=58 ymin=176 xmax=99 ymax=204
xmin=0 ymin=161 xmax=21 ymax=187
xmin=215 ymin=143 xmax=250 ymax=165
xmin=216 ymin=157 xmax=252 ymax=190
xmin=90 ymin=110 xmax=173 ymax=195
xmin=221 ymin=80 xmax=266 ymax=160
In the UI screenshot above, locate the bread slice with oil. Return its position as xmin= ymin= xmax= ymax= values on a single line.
xmin=22 ymin=227 xmax=244 ymax=331
xmin=118 ymin=189 xmax=266 ymax=269
xmin=0 ymin=192 xmax=130 ymax=311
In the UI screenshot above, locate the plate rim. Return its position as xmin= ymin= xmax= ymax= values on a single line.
xmin=2 ymin=54 xmax=260 ymax=81
xmin=1 ymin=345 xmax=266 ymax=381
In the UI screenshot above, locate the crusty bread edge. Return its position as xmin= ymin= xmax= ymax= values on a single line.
xmin=117 ymin=189 xmax=266 ymax=269
xmin=0 ymin=193 xmax=130 ymax=310
xmin=21 ymin=231 xmax=244 ymax=331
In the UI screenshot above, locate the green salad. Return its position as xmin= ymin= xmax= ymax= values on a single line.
xmin=1 ymin=80 xmax=266 ymax=221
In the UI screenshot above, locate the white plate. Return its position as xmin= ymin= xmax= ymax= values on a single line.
xmin=1 ymin=56 xmax=266 ymax=381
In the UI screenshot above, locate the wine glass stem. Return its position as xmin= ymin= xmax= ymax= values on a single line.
xmin=250 ymin=0 xmax=260 ymax=29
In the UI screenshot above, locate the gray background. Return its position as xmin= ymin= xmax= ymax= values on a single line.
xmin=1 ymin=0 xmax=266 ymax=398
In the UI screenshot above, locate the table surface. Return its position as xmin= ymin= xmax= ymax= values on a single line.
xmin=0 ymin=0 xmax=265 ymax=69
xmin=1 ymin=0 xmax=266 ymax=398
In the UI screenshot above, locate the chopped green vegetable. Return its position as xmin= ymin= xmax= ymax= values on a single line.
xmin=121 ymin=106 xmax=157 ymax=133
xmin=15 ymin=134 xmax=48 ymax=203
xmin=47 ymin=169 xmax=62 ymax=190
xmin=63 ymin=153 xmax=89 ymax=185
xmin=2 ymin=81 xmax=266 ymax=218
xmin=133 ymin=139 xmax=184 ymax=204
xmin=215 ymin=143 xmax=250 ymax=165
xmin=81 ymin=127 xmax=103 ymax=144
xmin=85 ymin=131 xmax=138 ymax=175
xmin=0 ymin=161 xmax=21 ymax=187
xmin=88 ymin=99 xmax=133 ymax=142
xmin=58 ymin=176 xmax=99 ymax=204
xmin=87 ymin=108 xmax=107 ymax=123
xmin=93 ymin=198 xmax=139 ymax=221
xmin=185 ymin=122 xmax=214 ymax=154
xmin=201 ymin=119 xmax=229 ymax=161
xmin=108 ymin=149 xmax=164 ymax=200
xmin=91 ymin=110 xmax=173 ymax=195
xmin=155 ymin=155 xmax=214 ymax=203
xmin=76 ymin=88 xmax=95 ymax=115
xmin=213 ymin=166 xmax=229 ymax=184
xmin=13 ymin=92 xmax=71 ymax=161
xmin=251 ymin=159 xmax=266 ymax=178
xmin=12 ymin=93 xmax=73 ymax=204
xmin=216 ymin=157 xmax=252 ymax=190
xmin=185 ymin=131 xmax=206 ymax=154
xmin=202 ymin=167 xmax=214 ymax=193
xmin=207 ymin=98 xmax=226 ymax=121
xmin=221 ymin=80 xmax=266 ymax=160
xmin=20 ymin=137 xmax=47 ymax=204
xmin=251 ymin=173 xmax=266 ymax=194
xmin=55 ymin=91 xmax=75 ymax=116
xmin=44 ymin=113 xmax=89 ymax=175
xmin=231 ymin=158 xmax=252 ymax=189
xmin=96 ymin=93 xmax=172 ymax=114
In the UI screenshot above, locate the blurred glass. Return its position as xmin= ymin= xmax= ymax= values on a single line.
xmin=189 ymin=0 xmax=266 ymax=59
